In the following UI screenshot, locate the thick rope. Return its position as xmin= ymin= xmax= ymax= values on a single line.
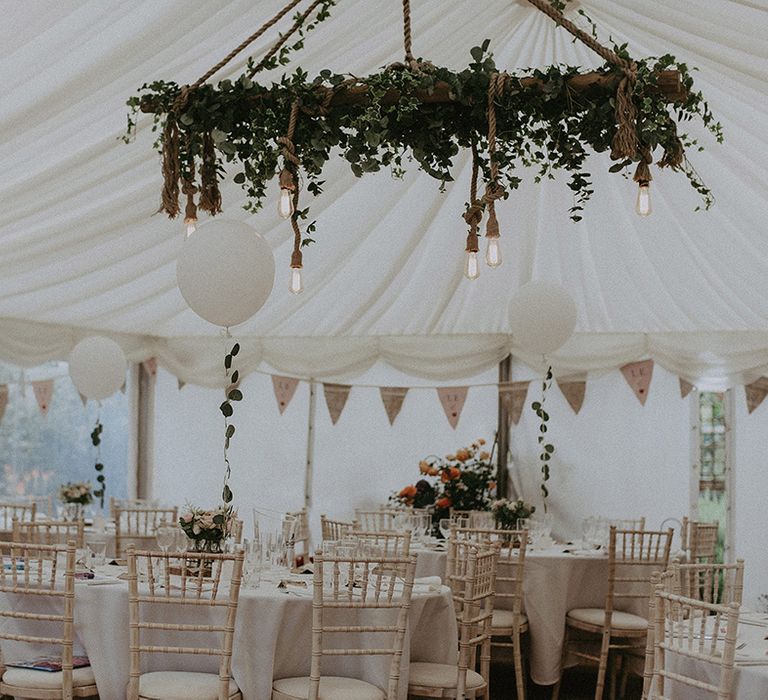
xmin=182 ymin=153 xmax=198 ymax=226
xmin=483 ymin=72 xmax=507 ymax=239
xmin=199 ymin=132 xmax=222 ymax=214
xmin=277 ymin=101 xmax=303 ymax=269
xmin=402 ymin=0 xmax=414 ymax=64
xmin=525 ymin=0 xmax=640 ymax=161
xmin=463 ymin=143 xmax=482 ymax=253
xmin=248 ymin=0 xmax=329 ymax=77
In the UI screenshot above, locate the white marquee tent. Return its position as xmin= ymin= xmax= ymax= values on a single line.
xmin=2 ymin=1 xmax=768 ymax=603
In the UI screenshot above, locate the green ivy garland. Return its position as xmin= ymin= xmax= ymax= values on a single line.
xmin=219 ymin=342 xmax=242 ymax=504
xmin=531 ymin=366 xmax=555 ymax=512
xmin=90 ymin=419 xmax=105 ymax=510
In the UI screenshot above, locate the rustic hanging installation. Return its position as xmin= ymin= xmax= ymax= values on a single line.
xmin=128 ymin=0 xmax=721 ymax=290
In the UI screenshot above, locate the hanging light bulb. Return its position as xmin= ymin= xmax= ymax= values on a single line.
xmin=485 ymin=237 xmax=502 ymax=268
xmin=635 ymin=181 xmax=652 ymax=217
xmin=464 ymin=251 xmax=480 ymax=280
xmin=278 ymin=168 xmax=296 ymax=220
xmin=289 ymin=266 xmax=304 ymax=295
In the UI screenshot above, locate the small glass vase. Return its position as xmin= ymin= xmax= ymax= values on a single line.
xmin=187 ymin=537 xmax=224 ymax=554
xmin=62 ymin=502 xmax=83 ymax=522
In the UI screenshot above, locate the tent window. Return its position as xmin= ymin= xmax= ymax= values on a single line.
xmin=696 ymin=391 xmax=728 ymax=561
xmin=0 ymin=361 xmax=129 ymax=508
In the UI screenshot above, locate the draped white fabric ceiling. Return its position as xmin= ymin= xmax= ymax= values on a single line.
xmin=1 ymin=0 xmax=766 ymax=387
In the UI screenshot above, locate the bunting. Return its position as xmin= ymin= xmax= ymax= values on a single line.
xmin=437 ymin=386 xmax=468 ymax=429
xmin=679 ymin=378 xmax=695 ymax=399
xmin=498 ymin=381 xmax=530 ymax=425
xmin=745 ymin=377 xmax=768 ymax=414
xmin=557 ymin=375 xmax=587 ymax=415
xmin=32 ymin=379 xmax=54 ymax=417
xmin=379 ymin=387 xmax=409 ymax=425
xmin=272 ymin=375 xmax=300 ymax=415
xmin=0 ymin=385 xmax=7 ymax=424
xmin=323 ymin=383 xmax=351 ymax=425
xmin=620 ymin=360 xmax=654 ymax=405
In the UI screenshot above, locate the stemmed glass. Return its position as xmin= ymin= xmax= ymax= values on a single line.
xmin=155 ymin=524 xmax=177 ymax=554
xmin=439 ymin=518 xmax=451 ymax=541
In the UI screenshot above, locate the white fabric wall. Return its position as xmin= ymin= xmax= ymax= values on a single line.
xmin=509 ymin=363 xmax=690 ymax=542
xmin=733 ymin=389 xmax=768 ymax=609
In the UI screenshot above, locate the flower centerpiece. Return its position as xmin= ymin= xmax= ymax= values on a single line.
xmin=391 ymin=440 xmax=496 ymax=530
xmin=492 ymin=498 xmax=536 ymax=530
xmin=179 ymin=504 xmax=234 ymax=553
xmin=58 ymin=482 xmax=92 ymax=521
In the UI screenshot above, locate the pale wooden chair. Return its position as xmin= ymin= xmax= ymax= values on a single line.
xmin=319 ymin=514 xmax=357 ymax=542
xmin=12 ymin=517 xmax=86 ymax=548
xmin=230 ymin=518 xmax=244 ymax=545
xmin=681 ymin=518 xmax=720 ymax=563
xmin=352 ymin=530 xmax=412 ymax=559
xmin=287 ymin=507 xmax=311 ymax=556
xmin=354 ymin=508 xmax=402 ymax=532
xmin=272 ymin=550 xmax=418 ymax=700
xmin=674 ymin=559 xmax=745 ymax=605
xmin=408 ymin=543 xmax=499 ymax=699
xmin=0 ymin=501 xmax=36 ymax=531
xmin=126 ymin=544 xmax=245 ymax=700
xmin=109 ymin=497 xmax=158 ymax=520
xmin=0 ymin=540 xmax=99 ymax=699
xmin=452 ymin=528 xmax=529 ymax=700
xmin=552 ymin=526 xmax=673 ymax=700
xmin=649 ymin=586 xmax=739 ymax=699
xmin=114 ymin=505 xmax=178 ymax=559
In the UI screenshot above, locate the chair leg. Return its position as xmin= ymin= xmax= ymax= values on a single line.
xmin=513 ymin=628 xmax=526 ymax=700
xmin=609 ymin=651 xmax=620 ymax=700
xmin=594 ymin=628 xmax=612 ymax=700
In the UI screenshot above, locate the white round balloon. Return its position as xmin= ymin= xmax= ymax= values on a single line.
xmin=176 ymin=220 xmax=275 ymax=327
xmin=68 ymin=336 xmax=127 ymax=400
xmin=508 ymin=282 xmax=577 ymax=355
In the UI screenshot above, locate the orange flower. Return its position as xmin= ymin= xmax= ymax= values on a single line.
xmin=478 ymin=438 xmax=486 ymax=445
xmin=488 ymin=481 xmax=496 ymax=492
xmin=427 ymin=466 xmax=439 ymax=476
xmin=446 ymin=454 xmax=456 ymax=461
xmin=440 ymin=470 xmax=451 ymax=483
xmin=398 ymin=485 xmax=417 ymax=499
xmin=455 ymin=448 xmax=471 ymax=462
xmin=449 ymin=467 xmax=461 ymax=480
xmin=479 ymin=451 xmax=490 ymax=461
xmin=419 ymin=460 xmax=431 ymax=474
xmin=436 ymin=497 xmax=452 ymax=509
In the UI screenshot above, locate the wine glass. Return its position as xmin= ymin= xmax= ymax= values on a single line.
xmin=155 ymin=524 xmax=176 ymax=554
xmin=439 ymin=518 xmax=451 ymax=541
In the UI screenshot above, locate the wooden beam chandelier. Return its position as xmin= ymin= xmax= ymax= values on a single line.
xmin=130 ymin=0 xmax=721 ymax=292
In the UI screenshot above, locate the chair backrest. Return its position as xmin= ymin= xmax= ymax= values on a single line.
xmin=445 ymin=543 xmax=499 ymax=699
xmin=287 ymin=507 xmax=311 ymax=554
xmin=115 ymin=505 xmax=178 ymax=558
xmin=0 ymin=502 xmax=36 ymax=530
xmin=110 ymin=496 xmax=158 ymax=520
xmin=609 ymin=517 xmax=646 ymax=531
xmin=0 ymin=541 xmax=78 ymax=695
xmin=320 ymin=514 xmax=357 ymax=542
xmin=230 ymin=518 xmax=244 ymax=544
xmin=605 ymin=527 xmax=673 ymax=621
xmin=352 ymin=530 xmax=412 ymax=558
xmin=651 ymin=587 xmax=739 ymax=700
xmin=126 ymin=545 xmax=245 ymax=700
xmin=311 ymin=550 xmax=417 ymax=700
xmin=354 ymin=508 xmax=402 ymax=532
xmin=690 ymin=521 xmax=719 ymax=563
xmin=641 ymin=569 xmax=678 ymax=699
xmin=12 ymin=517 xmax=86 ymax=548
xmin=672 ymin=559 xmax=744 ymax=605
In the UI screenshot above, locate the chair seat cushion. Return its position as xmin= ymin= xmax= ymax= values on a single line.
xmin=137 ymin=671 xmax=240 ymax=699
xmin=2 ymin=664 xmax=96 ymax=689
xmin=272 ymin=675 xmax=384 ymax=700
xmin=567 ymin=607 xmax=648 ymax=631
xmin=408 ymin=662 xmax=485 ymax=690
xmin=491 ymin=609 xmax=529 ymax=630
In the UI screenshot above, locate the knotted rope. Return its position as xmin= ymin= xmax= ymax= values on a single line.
xmin=159 ymin=0 xmax=324 ymax=217
xmin=463 ymin=143 xmax=482 ymax=254
xmin=524 ymin=0 xmax=640 ymax=165
xmin=278 ymin=102 xmax=304 ymax=269
xmin=482 ymin=72 xmax=508 ymax=239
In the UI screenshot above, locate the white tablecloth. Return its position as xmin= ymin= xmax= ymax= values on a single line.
xmin=0 ymin=573 xmax=457 ymax=700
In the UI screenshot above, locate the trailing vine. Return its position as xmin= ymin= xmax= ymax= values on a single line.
xmin=90 ymin=418 xmax=105 ymax=510
xmin=531 ymin=367 xmax=555 ymax=512
xmin=219 ymin=342 xmax=242 ymax=504
xmin=127 ymin=37 xmax=722 ymax=231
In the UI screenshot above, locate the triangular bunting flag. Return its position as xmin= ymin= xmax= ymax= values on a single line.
xmin=557 ymin=376 xmax=587 ymax=415
xmin=379 ymin=386 xmax=408 ymax=425
xmin=142 ymin=357 xmax=158 ymax=378
xmin=0 ymin=385 xmax=8 ymax=424
xmin=620 ymin=359 xmax=654 ymax=405
xmin=323 ymin=383 xmax=351 ymax=425
xmin=498 ymin=381 xmax=530 ymax=425
xmin=79 ymin=392 xmax=88 ymax=407
xmin=177 ymin=378 xmax=186 ymax=391
xmin=437 ymin=386 xmax=468 ymax=429
xmin=272 ymin=375 xmax=300 ymax=415
xmin=745 ymin=377 xmax=768 ymax=414
xmin=679 ymin=378 xmax=695 ymax=399
xmin=32 ymin=379 xmax=54 ymax=417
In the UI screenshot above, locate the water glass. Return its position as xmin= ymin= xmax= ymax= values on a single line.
xmin=438 ymin=518 xmax=451 ymax=540
xmin=155 ymin=524 xmax=177 ymax=553
xmin=85 ymin=533 xmax=108 ymax=567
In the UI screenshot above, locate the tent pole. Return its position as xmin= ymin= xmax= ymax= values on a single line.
xmin=496 ymin=354 xmax=512 ymax=498
xmin=304 ymin=379 xmax=317 ymax=509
